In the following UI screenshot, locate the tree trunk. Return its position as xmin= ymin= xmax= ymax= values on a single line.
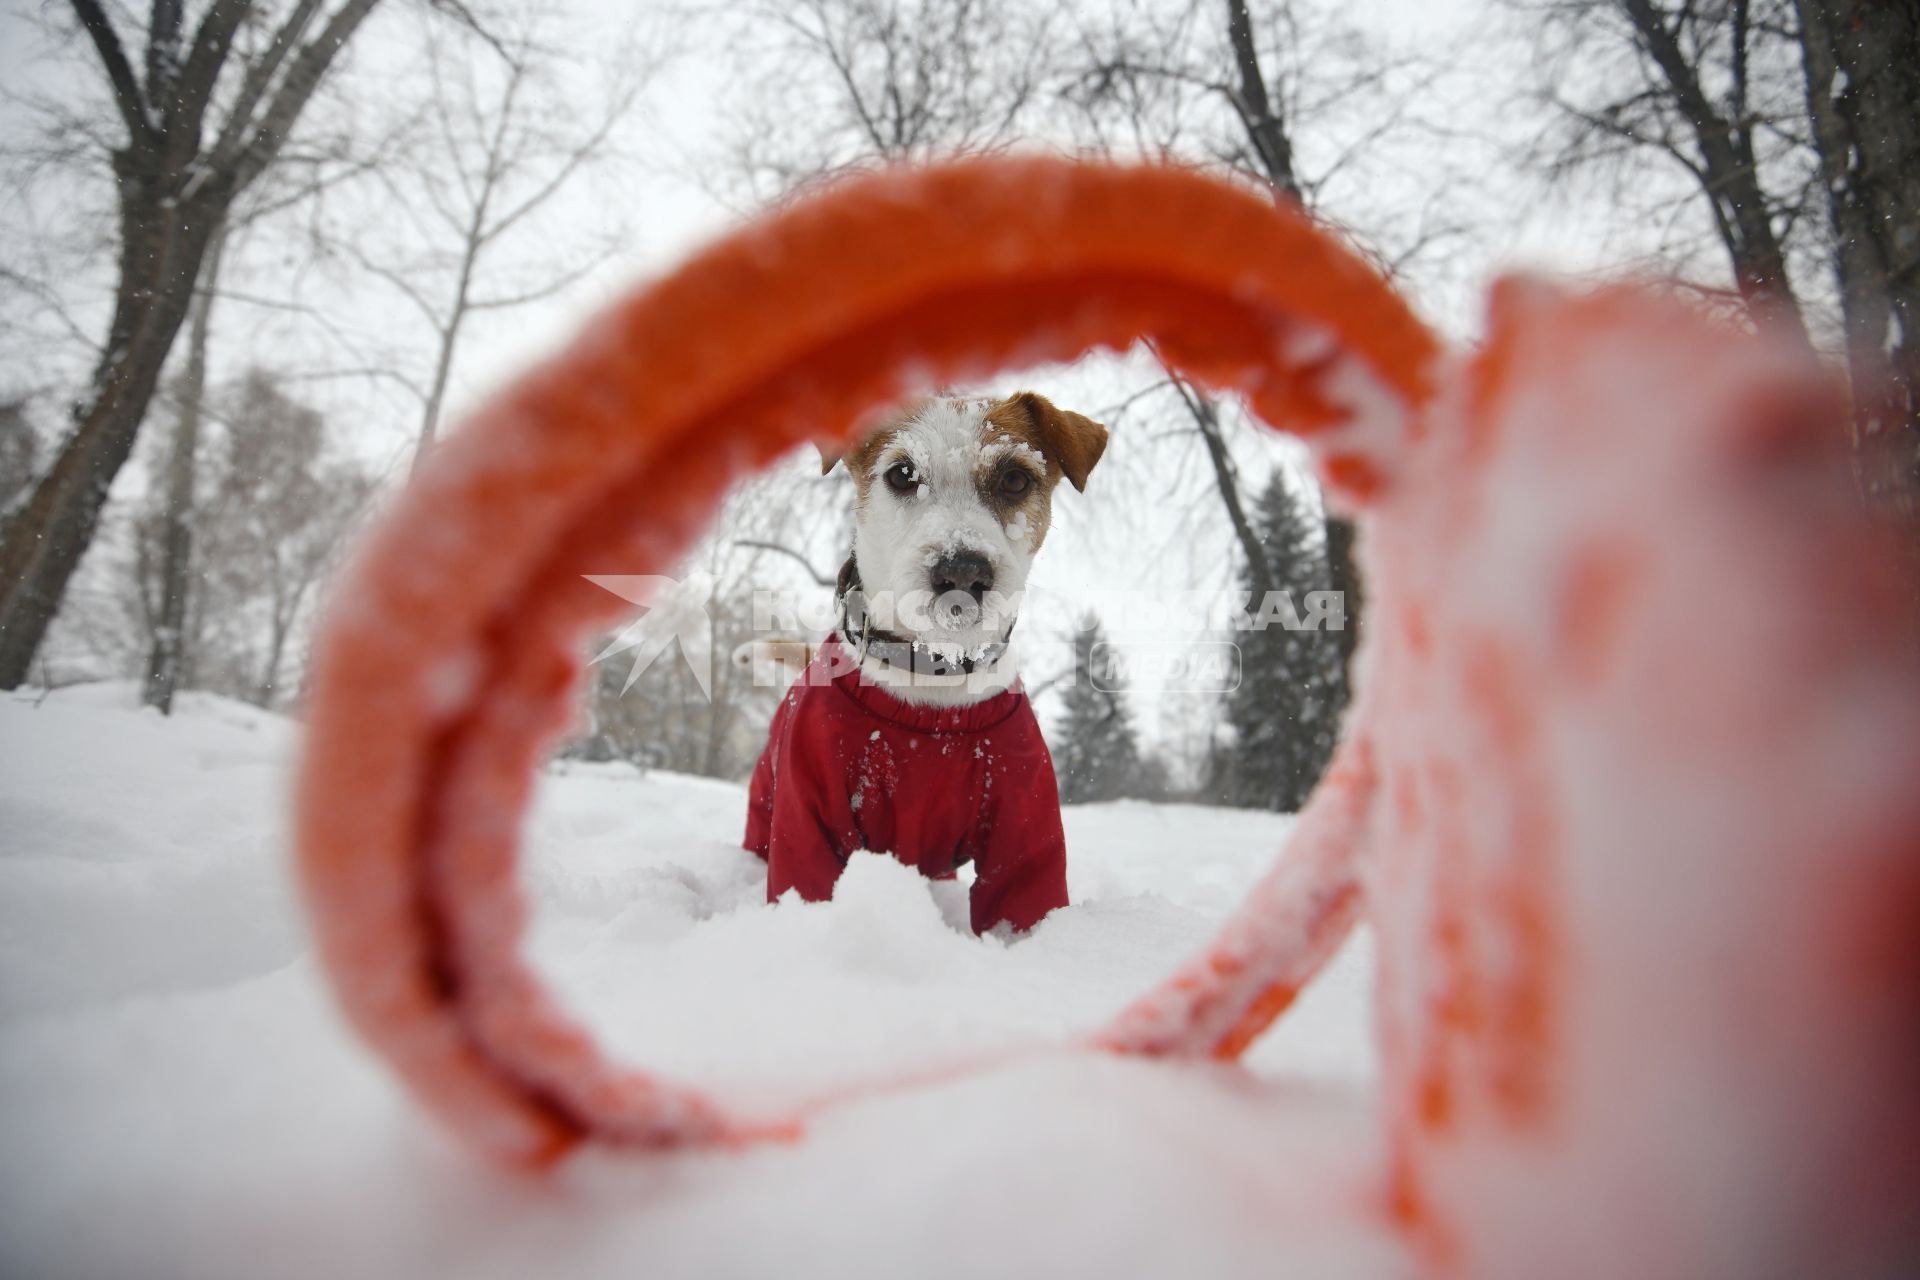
xmin=257 ymin=604 xmax=290 ymax=709
xmin=0 ymin=0 xmax=385 ymax=689
xmin=412 ymin=199 xmax=489 ymax=475
xmin=1794 ymin=0 xmax=1920 ymax=536
xmin=0 ymin=176 xmax=227 ymax=689
xmin=257 ymin=565 xmax=324 ymax=709
xmin=410 ymin=67 xmax=516 ymax=480
xmin=702 ymin=692 xmax=729 ymax=780
xmin=1173 ymin=373 xmax=1275 ymax=602
xmin=1224 ymin=0 xmax=1299 ymax=195
xmin=1324 ymin=513 xmax=1361 ymax=670
xmin=1219 ymin=0 xmax=1363 ymax=687
xmin=410 ymin=279 xmax=470 ymax=478
xmin=142 ymin=222 xmax=227 ymax=713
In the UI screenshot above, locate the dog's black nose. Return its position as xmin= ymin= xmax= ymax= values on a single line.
xmin=929 ymin=551 xmax=994 ymax=602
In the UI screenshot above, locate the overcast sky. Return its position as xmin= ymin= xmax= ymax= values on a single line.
xmin=450 ymin=0 xmax=1622 ymax=392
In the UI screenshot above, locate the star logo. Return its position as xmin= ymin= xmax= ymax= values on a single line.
xmin=582 ymin=573 xmax=716 ymax=700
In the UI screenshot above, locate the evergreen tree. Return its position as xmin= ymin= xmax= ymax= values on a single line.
xmin=1217 ymin=473 xmax=1349 ymax=811
xmin=1054 ymin=615 xmax=1142 ymax=804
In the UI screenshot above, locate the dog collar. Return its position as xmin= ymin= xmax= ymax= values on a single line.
xmin=835 ymin=555 xmax=1015 ymax=678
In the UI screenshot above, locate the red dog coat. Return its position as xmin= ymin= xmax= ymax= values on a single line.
xmin=744 ymin=636 xmax=1069 ymax=934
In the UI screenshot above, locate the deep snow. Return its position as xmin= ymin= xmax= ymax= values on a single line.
xmin=0 ymin=684 xmax=1391 ymax=1279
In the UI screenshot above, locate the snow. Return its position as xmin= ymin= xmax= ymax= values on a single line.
xmin=0 ymin=684 xmax=1388 ymax=1279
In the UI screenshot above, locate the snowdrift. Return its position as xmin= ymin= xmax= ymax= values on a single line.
xmin=0 ymin=686 xmax=1382 ymax=1278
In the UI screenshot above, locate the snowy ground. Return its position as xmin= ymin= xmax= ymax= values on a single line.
xmin=0 ymin=685 xmax=1394 ymax=1279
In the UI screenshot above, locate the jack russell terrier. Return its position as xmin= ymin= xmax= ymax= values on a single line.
xmin=743 ymin=392 xmax=1108 ymax=933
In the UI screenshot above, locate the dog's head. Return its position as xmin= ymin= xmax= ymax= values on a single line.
xmin=823 ymin=392 xmax=1108 ymax=655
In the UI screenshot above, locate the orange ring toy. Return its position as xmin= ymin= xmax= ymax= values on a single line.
xmin=297 ymin=157 xmax=1920 ymax=1275
xmin=295 ymin=157 xmax=1437 ymax=1165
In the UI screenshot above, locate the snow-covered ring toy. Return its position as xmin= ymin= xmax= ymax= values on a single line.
xmin=295 ymin=158 xmax=1920 ymax=1276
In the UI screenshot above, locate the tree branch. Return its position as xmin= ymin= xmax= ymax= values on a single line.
xmin=165 ymin=0 xmax=251 ymax=164
xmin=479 ymin=93 xmax=631 ymax=245
xmin=334 ymin=241 xmax=450 ymax=329
xmin=735 ymin=539 xmax=836 ymax=588
xmin=1223 ymin=0 xmax=1300 ymax=198
xmin=422 ymin=0 xmax=512 ymax=63
xmin=67 ymin=0 xmax=152 ymax=142
xmin=209 ymin=0 xmax=328 ymax=170
xmin=1157 ymin=349 xmax=1274 ymax=601
xmin=467 ymin=243 xmax=617 ymax=312
xmin=145 ymin=0 xmax=183 ymax=99
xmin=230 ymin=0 xmax=385 ymax=192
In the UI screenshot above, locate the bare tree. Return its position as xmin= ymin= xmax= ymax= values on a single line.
xmin=1063 ymin=0 xmax=1462 ymax=276
xmin=137 ymin=119 xmax=397 ymax=713
xmin=336 ymin=12 xmax=646 ymax=472
xmin=1517 ymin=0 xmax=1918 ymax=587
xmin=134 ymin=368 xmax=374 ymax=708
xmin=0 ymin=0 xmax=395 ymax=689
xmin=1161 ymin=365 xmax=1279 ymax=604
xmin=140 ymin=221 xmax=227 ymax=714
xmin=718 ymin=0 xmax=1055 ymax=204
xmin=1219 ymin=0 xmax=1365 ymax=668
xmin=1065 ymin=0 xmax=1439 ymax=676
xmin=1519 ymin=0 xmax=1819 ymax=342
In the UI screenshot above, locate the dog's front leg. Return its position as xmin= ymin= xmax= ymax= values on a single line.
xmin=764 ymin=768 xmax=851 ymax=906
xmin=969 ymin=768 xmax=1070 ymax=936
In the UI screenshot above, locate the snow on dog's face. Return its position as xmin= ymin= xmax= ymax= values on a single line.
xmin=827 ymin=392 xmax=1107 ymax=657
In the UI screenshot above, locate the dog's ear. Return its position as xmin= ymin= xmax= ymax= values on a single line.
xmin=1015 ymin=392 xmax=1109 ymax=492
xmin=816 ymin=443 xmax=842 ymax=476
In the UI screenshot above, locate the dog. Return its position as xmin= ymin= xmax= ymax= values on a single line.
xmin=742 ymin=391 xmax=1108 ymax=934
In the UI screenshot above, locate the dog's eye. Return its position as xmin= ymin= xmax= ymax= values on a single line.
xmin=883 ymin=462 xmax=918 ymax=495
xmin=998 ymin=467 xmax=1033 ymax=498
